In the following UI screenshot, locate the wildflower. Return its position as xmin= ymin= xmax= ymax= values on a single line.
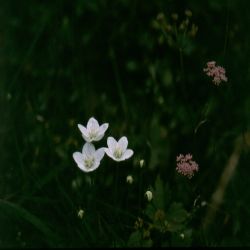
xmin=176 ymin=153 xmax=199 ymax=179
xmin=78 ymin=117 xmax=109 ymax=142
xmin=126 ymin=175 xmax=133 ymax=184
xmin=73 ymin=142 xmax=105 ymax=172
xmin=139 ymin=159 xmax=145 ymax=168
xmin=78 ymin=209 xmax=85 ymax=219
xmin=145 ymin=190 xmax=153 ymax=201
xmin=104 ymin=136 xmax=134 ymax=162
xmin=203 ymin=61 xmax=228 ymax=85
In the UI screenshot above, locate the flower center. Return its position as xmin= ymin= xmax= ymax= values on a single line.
xmin=84 ymin=157 xmax=95 ymax=168
xmin=89 ymin=130 xmax=98 ymax=140
xmin=114 ymin=147 xmax=123 ymax=159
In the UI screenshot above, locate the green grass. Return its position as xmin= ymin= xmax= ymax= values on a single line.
xmin=1 ymin=0 xmax=250 ymax=247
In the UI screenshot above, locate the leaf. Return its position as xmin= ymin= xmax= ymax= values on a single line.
xmin=167 ymin=202 xmax=188 ymax=223
xmin=127 ymin=231 xmax=141 ymax=247
xmin=165 ymin=202 xmax=189 ymax=233
xmin=141 ymin=238 xmax=153 ymax=247
xmin=153 ymin=175 xmax=165 ymax=209
xmin=0 ymin=199 xmax=60 ymax=246
xmin=164 ymin=182 xmax=171 ymax=207
xmin=127 ymin=231 xmax=153 ymax=248
xmin=144 ymin=203 xmax=155 ymax=220
xmin=166 ymin=221 xmax=185 ymax=233
xmin=162 ymin=241 xmax=170 ymax=247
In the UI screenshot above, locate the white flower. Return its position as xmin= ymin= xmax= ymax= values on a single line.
xmin=104 ymin=136 xmax=134 ymax=162
xmin=73 ymin=142 xmax=105 ymax=172
xmin=78 ymin=117 xmax=109 ymax=142
xmin=145 ymin=190 xmax=153 ymax=201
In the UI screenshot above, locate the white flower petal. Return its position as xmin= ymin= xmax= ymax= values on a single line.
xmin=77 ymin=163 xmax=95 ymax=173
xmin=77 ymin=124 xmax=88 ymax=137
xmin=104 ymin=148 xmax=112 ymax=157
xmin=99 ymin=123 xmax=109 ymax=134
xmin=118 ymin=136 xmax=128 ymax=152
xmin=115 ymin=157 xmax=125 ymax=162
xmin=95 ymin=148 xmax=105 ymax=162
xmin=76 ymin=163 xmax=90 ymax=172
xmin=87 ymin=117 xmax=99 ymax=131
xmin=73 ymin=152 xmax=83 ymax=166
xmin=89 ymin=161 xmax=101 ymax=172
xmin=104 ymin=148 xmax=119 ymax=161
xmin=107 ymin=137 xmax=117 ymax=152
xmin=74 ymin=155 xmax=100 ymax=172
xmin=82 ymin=142 xmax=95 ymax=156
xmin=93 ymin=133 xmax=105 ymax=142
xmin=81 ymin=133 xmax=92 ymax=142
xmin=121 ymin=149 xmax=134 ymax=160
xmin=105 ymin=148 xmax=127 ymax=162
xmin=73 ymin=152 xmax=90 ymax=172
xmin=78 ymin=160 xmax=100 ymax=173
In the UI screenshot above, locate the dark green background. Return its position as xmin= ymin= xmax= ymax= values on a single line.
xmin=1 ymin=0 xmax=250 ymax=247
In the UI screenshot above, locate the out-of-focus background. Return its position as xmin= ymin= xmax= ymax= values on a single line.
xmin=1 ymin=0 xmax=250 ymax=247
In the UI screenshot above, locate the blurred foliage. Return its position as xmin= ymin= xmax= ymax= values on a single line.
xmin=1 ymin=0 xmax=250 ymax=247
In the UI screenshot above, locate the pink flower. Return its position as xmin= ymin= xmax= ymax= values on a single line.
xmin=207 ymin=61 xmax=216 ymax=68
xmin=203 ymin=61 xmax=228 ymax=86
xmin=176 ymin=154 xmax=199 ymax=179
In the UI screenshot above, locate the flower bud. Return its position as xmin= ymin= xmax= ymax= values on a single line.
xmin=201 ymin=201 xmax=207 ymax=207
xmin=156 ymin=12 xmax=165 ymax=23
xmin=139 ymin=159 xmax=145 ymax=168
xmin=145 ymin=191 xmax=153 ymax=201
xmin=185 ymin=9 xmax=192 ymax=17
xmin=171 ymin=13 xmax=178 ymax=21
xmin=78 ymin=209 xmax=85 ymax=219
xmin=126 ymin=175 xmax=133 ymax=184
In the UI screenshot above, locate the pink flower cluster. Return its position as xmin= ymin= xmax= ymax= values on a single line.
xmin=203 ymin=61 xmax=228 ymax=85
xmin=176 ymin=154 xmax=199 ymax=179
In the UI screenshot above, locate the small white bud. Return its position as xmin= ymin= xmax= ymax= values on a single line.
xmin=180 ymin=233 xmax=185 ymax=239
xmin=145 ymin=190 xmax=153 ymax=201
xmin=201 ymin=201 xmax=207 ymax=207
xmin=78 ymin=209 xmax=85 ymax=219
xmin=36 ymin=115 xmax=44 ymax=122
xmin=126 ymin=175 xmax=133 ymax=184
xmin=139 ymin=159 xmax=145 ymax=168
xmin=71 ymin=177 xmax=82 ymax=190
xmin=7 ymin=93 xmax=12 ymax=100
